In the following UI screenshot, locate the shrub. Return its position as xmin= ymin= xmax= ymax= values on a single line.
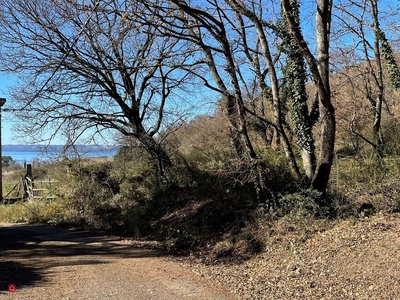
xmin=271 ymin=188 xmax=327 ymax=219
xmin=212 ymin=240 xmax=235 ymax=258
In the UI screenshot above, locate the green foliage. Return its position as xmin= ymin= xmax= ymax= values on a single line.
xmin=4 ymin=135 xmax=400 ymax=260
xmin=2 ymin=151 xmax=203 ymax=238
xmin=61 ymin=158 xmax=155 ymax=234
xmin=271 ymin=188 xmax=328 ymax=219
xmin=0 ymin=201 xmax=30 ymax=223
xmin=333 ymin=157 xmax=389 ymax=193
xmin=261 ymin=148 xmax=298 ymax=193
xmin=0 ymin=199 xmax=72 ymax=224
xmin=377 ymin=28 xmax=400 ymax=91
xmin=328 ymin=156 xmax=400 ymax=218
xmin=2 ymin=156 xmax=13 ymax=168
xmin=184 ymin=147 xmax=236 ymax=171
xmin=183 ymin=145 xmax=297 ymax=200
xmin=2 ymin=156 xmax=23 ymax=173
xmin=278 ymin=1 xmax=316 ymax=155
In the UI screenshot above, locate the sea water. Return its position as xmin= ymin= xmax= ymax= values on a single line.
xmin=2 ymin=145 xmax=119 ymax=164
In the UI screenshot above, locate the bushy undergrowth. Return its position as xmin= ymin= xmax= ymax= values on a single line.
xmin=0 ymin=199 xmax=74 ymax=224
xmin=3 ymin=147 xmax=400 ymax=259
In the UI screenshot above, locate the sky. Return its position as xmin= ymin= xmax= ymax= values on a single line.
xmin=0 ymin=74 xmax=17 ymax=145
xmin=0 ymin=74 xmax=69 ymax=146
xmin=0 ymin=73 xmax=123 ymax=146
xmin=0 ymin=0 xmax=397 ymax=146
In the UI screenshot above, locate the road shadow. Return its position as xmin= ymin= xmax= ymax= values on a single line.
xmin=0 ymin=223 xmax=166 ymax=292
xmin=0 ymin=261 xmax=43 ymax=294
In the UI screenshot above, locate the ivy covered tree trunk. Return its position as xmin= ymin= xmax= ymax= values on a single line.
xmin=375 ymin=23 xmax=400 ymax=92
xmin=282 ymin=0 xmax=335 ymax=194
xmin=278 ymin=1 xmax=317 ymax=180
xmin=369 ymin=0 xmax=400 ymax=156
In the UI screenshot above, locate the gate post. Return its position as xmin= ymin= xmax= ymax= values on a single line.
xmin=24 ymin=164 xmax=33 ymax=201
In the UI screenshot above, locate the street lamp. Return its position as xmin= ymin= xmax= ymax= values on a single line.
xmin=0 ymin=98 xmax=6 ymax=201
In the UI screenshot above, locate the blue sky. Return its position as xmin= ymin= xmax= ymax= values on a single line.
xmin=0 ymin=74 xmax=16 ymax=145
xmin=1 ymin=0 xmax=396 ymax=146
xmin=0 ymin=73 xmax=121 ymax=146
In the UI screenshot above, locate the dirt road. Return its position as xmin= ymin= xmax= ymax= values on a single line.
xmin=0 ymin=223 xmax=230 ymax=299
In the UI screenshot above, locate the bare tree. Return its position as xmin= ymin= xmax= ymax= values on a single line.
xmin=144 ymin=0 xmax=273 ymax=200
xmin=0 ymin=0 xmax=196 ymax=177
xmin=331 ymin=0 xmax=400 ymax=157
xmin=0 ymin=0 xmax=339 ymax=196
xmin=145 ymin=0 xmax=335 ymax=195
xmin=227 ymin=0 xmax=335 ymax=191
xmin=224 ymin=0 xmax=302 ymax=181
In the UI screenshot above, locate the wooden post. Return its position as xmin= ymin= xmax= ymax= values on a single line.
xmin=24 ymin=164 xmax=33 ymax=200
xmin=26 ymin=164 xmax=32 ymax=178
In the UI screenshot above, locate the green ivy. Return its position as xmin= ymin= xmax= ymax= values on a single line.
xmin=377 ymin=28 xmax=400 ymax=91
xmin=278 ymin=0 xmax=316 ymax=154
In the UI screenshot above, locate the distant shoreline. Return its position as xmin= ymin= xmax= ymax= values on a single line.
xmin=2 ymin=145 xmax=119 ymax=164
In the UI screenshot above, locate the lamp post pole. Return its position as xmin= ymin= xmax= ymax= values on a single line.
xmin=0 ymin=98 xmax=6 ymax=201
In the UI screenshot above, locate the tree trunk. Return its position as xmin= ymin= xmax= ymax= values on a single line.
xmin=225 ymin=0 xmax=301 ymax=180
xmin=312 ymin=104 xmax=335 ymax=193
xmin=311 ymin=0 xmax=335 ymax=193
xmin=281 ymin=0 xmax=334 ymax=192
xmin=136 ymin=131 xmax=172 ymax=179
xmin=370 ymin=0 xmax=385 ymax=150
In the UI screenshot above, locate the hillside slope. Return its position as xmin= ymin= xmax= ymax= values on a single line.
xmin=182 ymin=212 xmax=400 ymax=299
